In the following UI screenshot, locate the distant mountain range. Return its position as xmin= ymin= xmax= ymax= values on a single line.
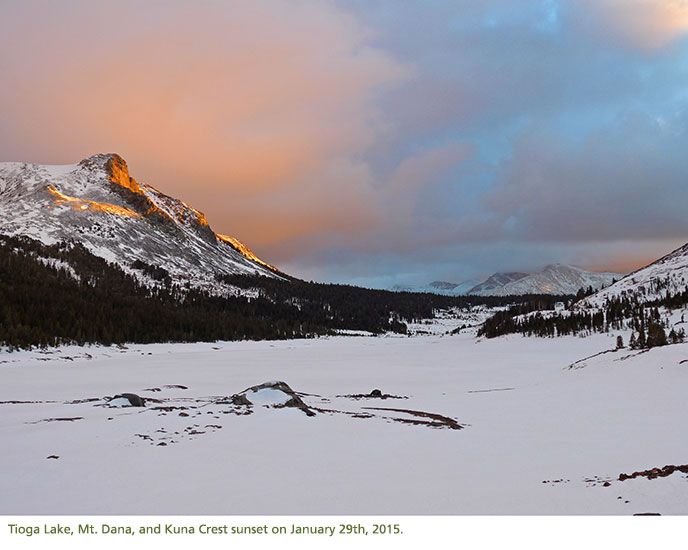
xmin=391 ymin=279 xmax=481 ymax=296
xmin=395 ymin=264 xmax=622 ymax=297
xmin=468 ymin=272 xmax=530 ymax=295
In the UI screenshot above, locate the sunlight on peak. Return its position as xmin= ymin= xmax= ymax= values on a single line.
xmin=216 ymin=233 xmax=278 ymax=272
xmin=46 ymin=185 xmax=142 ymax=218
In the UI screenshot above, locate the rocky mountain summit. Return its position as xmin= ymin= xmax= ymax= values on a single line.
xmin=0 ymin=154 xmax=282 ymax=292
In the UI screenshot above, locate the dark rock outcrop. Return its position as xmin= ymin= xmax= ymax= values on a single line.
xmin=619 ymin=463 xmax=688 ymax=481
xmin=112 ymin=393 xmax=146 ymax=407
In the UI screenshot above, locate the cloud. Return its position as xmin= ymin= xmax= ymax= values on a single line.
xmin=263 ymin=140 xmax=475 ymax=262
xmin=0 ymin=0 xmax=410 ymax=249
xmin=384 ymin=142 xmax=473 ymax=214
xmin=571 ymin=0 xmax=688 ymax=50
xmin=485 ymin=111 xmax=688 ymax=243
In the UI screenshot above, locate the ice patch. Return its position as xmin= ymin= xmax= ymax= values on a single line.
xmin=247 ymin=388 xmax=292 ymax=407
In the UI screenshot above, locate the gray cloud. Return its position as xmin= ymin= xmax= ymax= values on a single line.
xmin=486 ymin=110 xmax=688 ymax=242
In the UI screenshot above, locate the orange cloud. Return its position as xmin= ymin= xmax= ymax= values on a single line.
xmin=581 ymin=238 xmax=687 ymax=274
xmin=575 ymin=0 xmax=688 ymax=49
xmin=0 ymin=0 xmax=411 ymax=253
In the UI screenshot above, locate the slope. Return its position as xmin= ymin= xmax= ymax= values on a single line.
xmin=579 ymin=242 xmax=688 ymax=308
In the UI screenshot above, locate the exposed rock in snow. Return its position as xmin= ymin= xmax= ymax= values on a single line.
xmin=109 ymin=393 xmax=146 ymax=407
xmin=229 ymin=381 xmax=315 ymax=416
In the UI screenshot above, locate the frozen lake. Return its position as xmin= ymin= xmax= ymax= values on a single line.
xmin=1 ymin=331 xmax=687 ymax=515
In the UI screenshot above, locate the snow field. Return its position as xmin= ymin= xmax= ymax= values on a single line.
xmin=1 ymin=332 xmax=687 ymax=515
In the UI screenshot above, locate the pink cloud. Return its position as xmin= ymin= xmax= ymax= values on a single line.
xmin=0 ymin=0 xmax=411 ymax=252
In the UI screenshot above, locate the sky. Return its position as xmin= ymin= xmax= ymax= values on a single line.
xmin=1 ymin=0 xmax=688 ymax=288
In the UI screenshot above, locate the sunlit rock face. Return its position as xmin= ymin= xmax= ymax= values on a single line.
xmin=0 ymin=153 xmax=283 ymax=293
xmin=105 ymin=154 xmax=143 ymax=194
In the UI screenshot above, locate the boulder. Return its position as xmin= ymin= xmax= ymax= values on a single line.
xmin=110 ymin=393 xmax=146 ymax=407
xmin=229 ymin=381 xmax=315 ymax=416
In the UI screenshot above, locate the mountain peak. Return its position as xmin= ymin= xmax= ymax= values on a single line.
xmin=76 ymin=153 xmax=143 ymax=195
xmin=0 ymin=154 xmax=284 ymax=292
xmin=105 ymin=154 xmax=144 ymax=194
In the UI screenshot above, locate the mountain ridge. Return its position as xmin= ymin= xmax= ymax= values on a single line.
xmin=470 ymin=264 xmax=621 ymax=297
xmin=578 ymin=241 xmax=688 ymax=308
xmin=393 ymin=264 xmax=622 ymax=297
xmin=0 ymin=153 xmax=282 ymax=293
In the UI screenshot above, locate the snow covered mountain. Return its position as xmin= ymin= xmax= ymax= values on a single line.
xmin=467 ymin=272 xmax=529 ymax=295
xmin=0 ymin=154 xmax=283 ymax=292
xmin=392 ymin=279 xmax=482 ymax=296
xmin=578 ymin=242 xmax=688 ymax=308
xmin=468 ymin=264 xmax=621 ymax=296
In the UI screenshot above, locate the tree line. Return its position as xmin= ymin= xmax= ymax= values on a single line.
xmin=1 ymin=234 xmax=535 ymax=350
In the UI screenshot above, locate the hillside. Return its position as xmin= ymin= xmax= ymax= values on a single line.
xmin=579 ymin=242 xmax=688 ymax=308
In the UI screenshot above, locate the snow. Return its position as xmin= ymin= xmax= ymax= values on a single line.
xmin=406 ymin=306 xmax=498 ymax=335
xmin=244 ymin=387 xmax=292 ymax=407
xmin=1 ymin=331 xmax=687 ymax=515
xmin=42 ymin=163 xmax=79 ymax=178
xmin=107 ymin=397 xmax=136 ymax=407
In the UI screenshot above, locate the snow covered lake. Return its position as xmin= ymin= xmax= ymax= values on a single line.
xmin=1 ymin=331 xmax=687 ymax=515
